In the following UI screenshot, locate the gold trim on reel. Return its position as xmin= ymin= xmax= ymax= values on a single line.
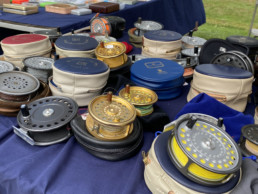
xmin=86 ymin=92 xmax=136 ymax=140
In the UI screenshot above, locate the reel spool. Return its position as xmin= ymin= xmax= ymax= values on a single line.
xmin=95 ymin=41 xmax=127 ymax=69
xmin=86 ymin=92 xmax=136 ymax=141
xmin=119 ymin=85 xmax=158 ymax=116
xmin=134 ymin=19 xmax=163 ymax=36
xmin=90 ymin=16 xmax=126 ymax=38
xmin=23 ymin=56 xmax=54 ymax=83
xmin=167 ymin=114 xmax=242 ymax=186
xmin=211 ymin=51 xmax=254 ymax=75
xmin=15 ymin=96 xmax=78 ymax=146
xmin=0 ymin=60 xmax=15 ymax=73
xmin=0 ymin=71 xmax=40 ymax=102
xmin=240 ymin=124 xmax=258 ymax=157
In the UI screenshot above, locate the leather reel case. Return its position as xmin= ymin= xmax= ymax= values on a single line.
xmin=142 ymin=30 xmax=182 ymax=60
xmin=89 ymin=2 xmax=119 ymax=14
xmin=54 ymin=35 xmax=99 ymax=58
xmin=187 ymin=64 xmax=253 ymax=112
xmin=130 ymin=58 xmax=184 ymax=100
xmin=1 ymin=34 xmax=52 ymax=69
xmin=50 ymin=57 xmax=110 ymax=106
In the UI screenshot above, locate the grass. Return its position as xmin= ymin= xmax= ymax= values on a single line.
xmin=194 ymin=0 xmax=258 ymax=40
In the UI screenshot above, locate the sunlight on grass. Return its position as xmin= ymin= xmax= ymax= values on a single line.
xmin=195 ymin=0 xmax=258 ymax=39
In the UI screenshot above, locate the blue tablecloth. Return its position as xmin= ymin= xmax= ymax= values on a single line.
xmin=0 ymin=0 xmax=206 ymax=35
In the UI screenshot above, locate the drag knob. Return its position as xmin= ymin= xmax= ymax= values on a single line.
xmin=186 ymin=116 xmax=197 ymax=129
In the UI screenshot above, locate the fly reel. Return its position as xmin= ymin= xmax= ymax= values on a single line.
xmin=182 ymin=36 xmax=207 ymax=49
xmin=0 ymin=60 xmax=15 ymax=73
xmin=211 ymin=51 xmax=254 ymax=75
xmin=0 ymin=71 xmax=40 ymax=102
xmin=95 ymin=41 xmax=127 ymax=69
xmin=119 ymin=85 xmax=158 ymax=116
xmin=167 ymin=114 xmax=242 ymax=186
xmin=15 ymin=96 xmax=78 ymax=146
xmin=86 ymin=92 xmax=136 ymax=141
xmin=134 ymin=18 xmax=163 ymax=36
xmin=240 ymin=124 xmax=258 ymax=157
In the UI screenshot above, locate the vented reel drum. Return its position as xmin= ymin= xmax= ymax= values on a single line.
xmin=211 ymin=51 xmax=254 ymax=75
xmin=14 ymin=96 xmax=78 ymax=146
xmin=134 ymin=20 xmax=163 ymax=36
xmin=119 ymin=85 xmax=158 ymax=116
xmin=167 ymin=114 xmax=242 ymax=186
xmin=240 ymin=124 xmax=258 ymax=157
xmin=86 ymin=92 xmax=136 ymax=141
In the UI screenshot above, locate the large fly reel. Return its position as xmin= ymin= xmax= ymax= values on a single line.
xmin=211 ymin=51 xmax=254 ymax=75
xmin=14 ymin=96 xmax=78 ymax=146
xmin=167 ymin=114 xmax=242 ymax=186
xmin=86 ymin=92 xmax=136 ymax=141
xmin=119 ymin=85 xmax=158 ymax=116
xmin=134 ymin=18 xmax=163 ymax=36
xmin=240 ymin=124 xmax=258 ymax=157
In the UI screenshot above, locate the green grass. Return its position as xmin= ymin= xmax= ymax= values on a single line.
xmin=194 ymin=0 xmax=258 ymax=40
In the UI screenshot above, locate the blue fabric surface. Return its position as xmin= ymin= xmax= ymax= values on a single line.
xmin=54 ymin=58 xmax=109 ymax=74
xmin=175 ymin=93 xmax=254 ymax=142
xmin=144 ymin=30 xmax=182 ymax=41
xmin=195 ymin=64 xmax=253 ymax=79
xmin=0 ymin=0 xmax=206 ymax=34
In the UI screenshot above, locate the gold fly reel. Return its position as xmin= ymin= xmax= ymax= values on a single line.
xmin=167 ymin=115 xmax=242 ymax=186
xmin=86 ymin=92 xmax=136 ymax=140
xmin=241 ymin=124 xmax=258 ymax=156
xmin=95 ymin=41 xmax=127 ymax=69
xmin=119 ymin=85 xmax=158 ymax=116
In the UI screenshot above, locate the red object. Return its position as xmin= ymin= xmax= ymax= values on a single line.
xmin=12 ymin=0 xmax=28 ymax=4
xmin=2 ymin=34 xmax=47 ymax=44
xmin=122 ymin=41 xmax=133 ymax=54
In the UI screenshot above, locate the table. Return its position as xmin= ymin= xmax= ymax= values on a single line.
xmin=0 ymin=0 xmax=206 ymax=34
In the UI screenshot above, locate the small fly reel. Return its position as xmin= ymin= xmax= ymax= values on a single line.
xmin=95 ymin=41 xmax=127 ymax=69
xmin=23 ymin=56 xmax=54 ymax=83
xmin=240 ymin=124 xmax=258 ymax=157
xmin=14 ymin=96 xmax=78 ymax=146
xmin=182 ymin=36 xmax=207 ymax=49
xmin=211 ymin=50 xmax=254 ymax=75
xmin=167 ymin=114 xmax=242 ymax=186
xmin=0 ymin=71 xmax=40 ymax=102
xmin=134 ymin=18 xmax=163 ymax=36
xmin=119 ymin=85 xmax=158 ymax=116
xmin=0 ymin=60 xmax=15 ymax=73
xmin=86 ymin=91 xmax=136 ymax=141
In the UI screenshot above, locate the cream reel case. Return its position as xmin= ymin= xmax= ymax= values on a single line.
xmin=50 ymin=57 xmax=110 ymax=106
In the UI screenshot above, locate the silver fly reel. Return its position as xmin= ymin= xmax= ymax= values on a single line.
xmin=15 ymin=96 xmax=78 ymax=146
xmin=134 ymin=18 xmax=163 ymax=36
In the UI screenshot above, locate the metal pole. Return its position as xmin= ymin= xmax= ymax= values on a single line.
xmin=248 ymin=0 xmax=258 ymax=37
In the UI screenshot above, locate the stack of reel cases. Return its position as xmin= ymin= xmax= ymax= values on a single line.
xmin=144 ymin=113 xmax=242 ymax=194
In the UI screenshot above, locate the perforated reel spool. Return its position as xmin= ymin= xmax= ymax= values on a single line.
xmin=240 ymin=124 xmax=258 ymax=156
xmin=211 ymin=51 xmax=254 ymax=75
xmin=134 ymin=20 xmax=163 ymax=36
xmin=0 ymin=71 xmax=40 ymax=101
xmin=0 ymin=61 xmax=15 ymax=73
xmin=167 ymin=114 xmax=242 ymax=186
xmin=86 ymin=92 xmax=136 ymax=140
xmin=90 ymin=17 xmax=112 ymax=36
xmin=16 ymin=96 xmax=78 ymax=145
xmin=118 ymin=85 xmax=158 ymax=116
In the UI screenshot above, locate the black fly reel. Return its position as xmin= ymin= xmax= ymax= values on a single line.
xmin=211 ymin=51 xmax=254 ymax=75
xmin=167 ymin=114 xmax=242 ymax=186
xmin=14 ymin=96 xmax=78 ymax=146
xmin=239 ymin=124 xmax=258 ymax=157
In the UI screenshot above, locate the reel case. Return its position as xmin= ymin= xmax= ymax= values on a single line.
xmin=240 ymin=124 xmax=258 ymax=157
xmin=14 ymin=96 xmax=78 ymax=146
xmin=86 ymin=92 xmax=136 ymax=141
xmin=119 ymin=85 xmax=158 ymax=116
xmin=167 ymin=114 xmax=242 ymax=186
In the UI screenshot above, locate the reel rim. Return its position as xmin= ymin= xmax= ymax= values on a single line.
xmin=17 ymin=96 xmax=78 ymax=132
